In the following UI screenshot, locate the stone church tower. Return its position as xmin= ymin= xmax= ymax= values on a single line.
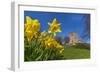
xmin=69 ymin=32 xmax=78 ymax=45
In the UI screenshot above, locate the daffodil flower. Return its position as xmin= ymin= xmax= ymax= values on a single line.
xmin=56 ymin=44 xmax=63 ymax=49
xmin=48 ymin=18 xmax=61 ymax=36
xmin=40 ymin=31 xmax=47 ymax=38
xmin=25 ymin=16 xmax=40 ymax=40
xmin=32 ymin=19 xmax=40 ymax=32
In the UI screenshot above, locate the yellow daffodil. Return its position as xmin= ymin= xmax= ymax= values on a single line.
xmin=56 ymin=44 xmax=63 ymax=49
xmin=45 ymin=36 xmax=62 ymax=49
xmin=48 ymin=18 xmax=61 ymax=36
xmin=25 ymin=16 xmax=40 ymax=40
xmin=38 ymin=31 xmax=47 ymax=43
xmin=45 ymin=37 xmax=53 ymax=48
xmin=25 ymin=16 xmax=32 ymax=29
xmin=26 ymin=16 xmax=32 ymax=24
xmin=25 ymin=30 xmax=33 ymax=40
xmin=40 ymin=31 xmax=47 ymax=38
xmin=56 ymin=43 xmax=64 ymax=53
xmin=45 ymin=37 xmax=56 ymax=48
xmin=32 ymin=19 xmax=40 ymax=32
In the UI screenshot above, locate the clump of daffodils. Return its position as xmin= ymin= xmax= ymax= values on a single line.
xmin=24 ymin=16 xmax=64 ymax=61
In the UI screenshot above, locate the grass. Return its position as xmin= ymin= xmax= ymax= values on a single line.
xmin=63 ymin=45 xmax=90 ymax=59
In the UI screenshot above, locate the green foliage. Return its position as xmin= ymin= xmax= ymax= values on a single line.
xmin=24 ymin=36 xmax=64 ymax=61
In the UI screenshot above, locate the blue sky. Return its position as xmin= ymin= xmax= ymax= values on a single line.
xmin=24 ymin=11 xmax=90 ymax=42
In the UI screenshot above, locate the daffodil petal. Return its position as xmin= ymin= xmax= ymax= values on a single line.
xmin=58 ymin=29 xmax=61 ymax=32
xmin=26 ymin=16 xmax=32 ymax=24
xmin=48 ymin=30 xmax=52 ymax=33
xmin=52 ymin=18 xmax=57 ymax=24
